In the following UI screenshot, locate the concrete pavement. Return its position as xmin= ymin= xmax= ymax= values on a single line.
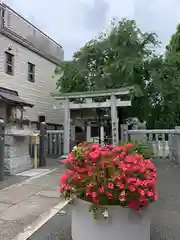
xmin=27 ymin=158 xmax=180 ymax=240
xmin=0 ymin=166 xmax=67 ymax=240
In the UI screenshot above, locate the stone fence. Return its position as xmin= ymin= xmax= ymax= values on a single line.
xmin=121 ymin=125 xmax=180 ymax=162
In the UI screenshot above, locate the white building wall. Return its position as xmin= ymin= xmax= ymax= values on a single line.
xmin=0 ymin=34 xmax=64 ymax=125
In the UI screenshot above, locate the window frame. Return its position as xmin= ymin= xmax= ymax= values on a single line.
xmin=5 ymin=51 xmax=14 ymax=76
xmin=28 ymin=62 xmax=35 ymax=82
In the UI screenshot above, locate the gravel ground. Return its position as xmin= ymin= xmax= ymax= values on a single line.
xmin=29 ymin=158 xmax=180 ymax=240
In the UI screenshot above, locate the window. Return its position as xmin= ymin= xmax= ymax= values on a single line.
xmin=5 ymin=52 xmax=14 ymax=75
xmin=28 ymin=62 xmax=35 ymax=82
xmin=1 ymin=9 xmax=5 ymax=19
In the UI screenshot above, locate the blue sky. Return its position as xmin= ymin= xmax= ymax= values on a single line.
xmin=4 ymin=0 xmax=180 ymax=60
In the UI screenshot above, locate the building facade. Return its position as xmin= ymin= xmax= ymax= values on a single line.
xmin=0 ymin=3 xmax=64 ymax=129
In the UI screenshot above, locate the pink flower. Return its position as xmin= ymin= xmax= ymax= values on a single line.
xmin=117 ymin=182 xmax=124 ymax=189
xmin=108 ymin=183 xmax=114 ymax=189
xmin=119 ymin=191 xmax=126 ymax=201
xmin=153 ymin=190 xmax=158 ymax=200
xmin=138 ymin=189 xmax=145 ymax=196
xmin=88 ymin=171 xmax=94 ymax=176
xmin=146 ymin=190 xmax=153 ymax=197
xmin=99 ymin=186 xmax=105 ymax=193
xmin=126 ymin=143 xmax=134 ymax=149
xmin=125 ymin=155 xmax=135 ymax=163
xmin=60 ymin=172 xmax=73 ymax=184
xmin=129 ymin=185 xmax=135 ymax=192
xmin=86 ymin=191 xmax=91 ymax=196
xmin=92 ymin=192 xmax=97 ymax=198
xmin=89 ymin=151 xmax=99 ymax=160
xmin=119 ymin=151 xmax=126 ymax=158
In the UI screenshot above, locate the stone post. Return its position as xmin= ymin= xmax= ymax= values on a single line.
xmin=64 ymin=98 xmax=70 ymax=155
xmin=175 ymin=126 xmax=180 ymax=163
xmin=120 ymin=124 xmax=128 ymax=143
xmin=39 ymin=122 xmax=47 ymax=167
xmin=100 ymin=124 xmax=104 ymax=143
xmin=86 ymin=123 xmax=91 ymax=142
xmin=110 ymin=95 xmax=119 ymax=145
xmin=0 ymin=119 xmax=4 ymax=181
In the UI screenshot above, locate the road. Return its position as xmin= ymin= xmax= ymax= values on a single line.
xmin=29 ymin=206 xmax=72 ymax=240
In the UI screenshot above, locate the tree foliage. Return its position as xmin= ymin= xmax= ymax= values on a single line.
xmin=56 ymin=19 xmax=180 ymax=128
xmin=150 ymin=24 xmax=180 ymax=128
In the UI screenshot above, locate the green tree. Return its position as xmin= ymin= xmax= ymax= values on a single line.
xmin=56 ymin=18 xmax=161 ymax=125
xmin=150 ymin=24 xmax=180 ymax=128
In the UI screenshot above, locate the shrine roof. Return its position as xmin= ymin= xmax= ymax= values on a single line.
xmin=0 ymin=87 xmax=34 ymax=108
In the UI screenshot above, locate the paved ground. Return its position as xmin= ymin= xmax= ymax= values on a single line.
xmin=150 ymin=158 xmax=180 ymax=240
xmin=0 ymin=175 xmax=28 ymax=190
xmin=1 ymin=157 xmax=180 ymax=240
xmin=0 ymin=157 xmax=61 ymax=191
xmin=0 ymin=165 xmax=65 ymax=240
xmin=29 ymin=158 xmax=180 ymax=240
xmin=29 ymin=207 xmax=72 ymax=240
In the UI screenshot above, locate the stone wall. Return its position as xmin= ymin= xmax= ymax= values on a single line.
xmin=4 ymin=134 xmax=33 ymax=175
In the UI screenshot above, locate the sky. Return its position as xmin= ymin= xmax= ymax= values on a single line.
xmin=3 ymin=0 xmax=180 ymax=60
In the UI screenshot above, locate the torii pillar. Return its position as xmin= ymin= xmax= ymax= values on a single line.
xmin=110 ymin=95 xmax=119 ymax=145
xmin=63 ymin=98 xmax=70 ymax=155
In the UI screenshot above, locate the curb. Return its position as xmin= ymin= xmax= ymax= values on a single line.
xmin=13 ymin=199 xmax=71 ymax=240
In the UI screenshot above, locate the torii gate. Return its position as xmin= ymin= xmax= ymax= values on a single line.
xmin=52 ymin=88 xmax=132 ymax=156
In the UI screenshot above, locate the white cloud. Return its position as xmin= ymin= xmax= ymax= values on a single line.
xmin=3 ymin=0 xmax=180 ymax=59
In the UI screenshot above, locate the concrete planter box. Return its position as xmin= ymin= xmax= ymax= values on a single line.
xmin=72 ymin=199 xmax=150 ymax=240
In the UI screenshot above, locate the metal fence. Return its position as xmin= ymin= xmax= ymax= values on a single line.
xmin=29 ymin=130 xmax=64 ymax=158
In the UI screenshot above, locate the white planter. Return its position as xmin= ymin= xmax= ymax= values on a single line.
xmin=72 ymin=199 xmax=150 ymax=240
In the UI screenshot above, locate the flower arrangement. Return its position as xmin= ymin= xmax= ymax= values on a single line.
xmin=60 ymin=142 xmax=157 ymax=218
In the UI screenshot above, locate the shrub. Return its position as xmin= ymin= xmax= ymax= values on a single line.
xmin=128 ymin=140 xmax=154 ymax=159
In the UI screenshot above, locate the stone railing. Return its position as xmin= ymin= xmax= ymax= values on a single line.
xmin=121 ymin=125 xmax=180 ymax=162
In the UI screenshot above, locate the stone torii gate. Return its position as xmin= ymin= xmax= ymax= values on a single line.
xmin=52 ymin=88 xmax=132 ymax=156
